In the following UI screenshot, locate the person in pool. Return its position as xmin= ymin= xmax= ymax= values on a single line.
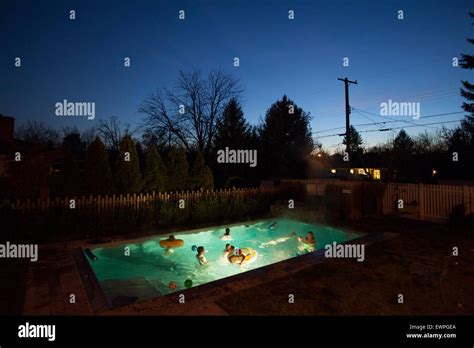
xmin=163 ymin=235 xmax=176 ymax=255
xmin=298 ymin=231 xmax=316 ymax=252
xmin=237 ymin=248 xmax=247 ymax=266
xmin=228 ymin=247 xmax=246 ymax=266
xmin=196 ymin=246 xmax=207 ymax=265
xmin=220 ymin=228 xmax=231 ymax=240
xmin=223 ymin=243 xmax=235 ymax=257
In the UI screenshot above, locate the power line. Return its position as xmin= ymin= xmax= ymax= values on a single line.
xmin=313 ymin=111 xmax=464 ymax=134
xmin=318 ymin=88 xmax=458 ymax=117
xmin=358 ymin=120 xmax=461 ymax=133
xmin=352 ymin=109 xmax=386 ymax=130
xmin=354 ymin=108 xmax=442 ymax=131
xmin=314 ymin=88 xmax=459 ymax=119
xmin=314 ymin=119 xmax=462 ymax=139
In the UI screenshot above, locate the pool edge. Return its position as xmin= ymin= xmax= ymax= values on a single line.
xmin=76 ymin=228 xmax=395 ymax=315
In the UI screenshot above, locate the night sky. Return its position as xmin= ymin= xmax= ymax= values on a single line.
xmin=1 ymin=0 xmax=472 ymax=150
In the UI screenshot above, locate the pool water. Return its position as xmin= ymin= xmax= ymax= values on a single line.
xmin=86 ymin=218 xmax=361 ymax=304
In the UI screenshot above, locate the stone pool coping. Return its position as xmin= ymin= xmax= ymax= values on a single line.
xmin=74 ymin=220 xmax=395 ymax=315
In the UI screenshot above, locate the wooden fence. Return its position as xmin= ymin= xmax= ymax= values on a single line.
xmin=281 ymin=179 xmax=474 ymax=223
xmin=8 ymin=187 xmax=278 ymax=216
xmin=382 ymin=183 xmax=474 ymax=223
xmin=6 ymin=181 xmax=474 ymax=224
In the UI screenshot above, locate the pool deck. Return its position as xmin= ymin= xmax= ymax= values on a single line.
xmin=18 ymin=216 xmax=474 ymax=316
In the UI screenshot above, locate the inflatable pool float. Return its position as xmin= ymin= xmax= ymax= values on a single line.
xmin=228 ymin=247 xmax=257 ymax=265
xmin=159 ymin=239 xmax=184 ymax=248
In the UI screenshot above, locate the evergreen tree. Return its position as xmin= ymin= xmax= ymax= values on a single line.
xmin=391 ymin=129 xmax=416 ymax=181
xmin=115 ymin=135 xmax=143 ymax=193
xmin=259 ymin=95 xmax=313 ymax=178
xmin=393 ymin=129 xmax=414 ymax=154
xmin=460 ymin=12 xmax=474 ymax=138
xmin=343 ymin=125 xmax=363 ymax=154
xmin=190 ymin=150 xmax=214 ymax=190
xmin=61 ymin=155 xmax=81 ymax=196
xmin=135 ymin=142 xmax=144 ymax=173
xmin=62 ymin=132 xmax=85 ymax=158
xmin=214 ymin=99 xmax=251 ymax=149
xmin=165 ymin=146 xmax=189 ymax=191
xmin=342 ymin=126 xmax=364 ymax=166
xmin=84 ymin=137 xmax=114 ymax=194
xmin=142 ymin=144 xmax=166 ymax=192
xmin=213 ymin=99 xmax=253 ymax=186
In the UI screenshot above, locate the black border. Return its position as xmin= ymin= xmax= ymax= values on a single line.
xmin=0 ymin=315 xmax=472 ymax=345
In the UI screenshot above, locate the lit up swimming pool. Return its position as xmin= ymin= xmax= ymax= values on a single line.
xmin=85 ymin=218 xmax=361 ymax=304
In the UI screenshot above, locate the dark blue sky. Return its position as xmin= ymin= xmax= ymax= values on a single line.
xmin=1 ymin=0 xmax=472 ymax=150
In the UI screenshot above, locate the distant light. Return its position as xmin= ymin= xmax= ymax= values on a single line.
xmin=432 ymin=169 xmax=438 ymax=176
xmin=331 ymin=169 xmax=336 ymax=174
xmin=350 ymin=169 xmax=354 ymax=174
xmin=317 ymin=153 xmax=322 ymax=158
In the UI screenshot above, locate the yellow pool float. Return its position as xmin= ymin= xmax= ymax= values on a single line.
xmin=228 ymin=247 xmax=257 ymax=265
xmin=159 ymin=238 xmax=184 ymax=248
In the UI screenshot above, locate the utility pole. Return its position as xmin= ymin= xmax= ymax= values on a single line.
xmin=338 ymin=77 xmax=357 ymax=171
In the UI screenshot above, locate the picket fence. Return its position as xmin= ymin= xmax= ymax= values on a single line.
xmin=281 ymin=179 xmax=474 ymax=223
xmin=382 ymin=183 xmax=474 ymax=223
xmin=9 ymin=187 xmax=278 ymax=215
xmin=7 ymin=181 xmax=474 ymax=223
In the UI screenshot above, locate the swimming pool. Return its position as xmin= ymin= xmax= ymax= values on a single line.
xmin=85 ymin=218 xmax=361 ymax=305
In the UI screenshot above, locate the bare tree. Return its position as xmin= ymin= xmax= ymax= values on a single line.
xmin=414 ymin=130 xmax=448 ymax=154
xmin=61 ymin=126 xmax=80 ymax=137
xmin=15 ymin=121 xmax=61 ymax=149
xmin=139 ymin=70 xmax=242 ymax=157
xmin=96 ymin=116 xmax=135 ymax=151
xmin=81 ymin=127 xmax=97 ymax=145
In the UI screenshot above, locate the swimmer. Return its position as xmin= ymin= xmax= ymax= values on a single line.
xmin=220 ymin=228 xmax=232 ymax=240
xmin=163 ymin=235 xmax=176 ymax=255
xmin=297 ymin=231 xmax=316 ymax=252
xmin=223 ymin=243 xmax=235 ymax=257
xmin=259 ymin=232 xmax=297 ymax=249
xmin=233 ymin=248 xmax=246 ymax=266
xmin=196 ymin=246 xmax=207 ymax=265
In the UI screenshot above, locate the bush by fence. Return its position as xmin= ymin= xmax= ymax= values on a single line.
xmin=1 ymin=187 xmax=286 ymax=243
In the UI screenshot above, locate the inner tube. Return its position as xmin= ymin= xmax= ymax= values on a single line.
xmin=228 ymin=247 xmax=257 ymax=265
xmin=159 ymin=239 xmax=184 ymax=248
xmin=84 ymin=248 xmax=97 ymax=261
